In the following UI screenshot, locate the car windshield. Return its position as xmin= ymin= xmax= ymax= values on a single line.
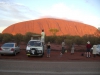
xmin=28 ymin=41 xmax=41 ymax=46
xmin=2 ymin=43 xmax=14 ymax=47
xmin=97 ymin=45 xmax=100 ymax=48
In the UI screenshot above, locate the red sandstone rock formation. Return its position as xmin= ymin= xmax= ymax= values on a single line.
xmin=2 ymin=18 xmax=97 ymax=36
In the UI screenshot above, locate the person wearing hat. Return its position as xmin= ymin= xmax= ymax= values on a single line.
xmin=86 ymin=41 xmax=92 ymax=58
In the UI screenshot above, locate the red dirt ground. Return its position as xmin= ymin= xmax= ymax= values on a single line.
xmin=0 ymin=50 xmax=100 ymax=62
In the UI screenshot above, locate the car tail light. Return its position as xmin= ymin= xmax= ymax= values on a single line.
xmin=11 ymin=48 xmax=14 ymax=51
xmin=0 ymin=48 xmax=2 ymax=50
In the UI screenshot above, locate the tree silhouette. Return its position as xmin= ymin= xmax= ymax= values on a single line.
xmin=49 ymin=28 xmax=59 ymax=36
xmin=14 ymin=33 xmax=23 ymax=45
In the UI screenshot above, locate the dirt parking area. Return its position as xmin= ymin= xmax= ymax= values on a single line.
xmin=0 ymin=49 xmax=100 ymax=62
xmin=0 ymin=43 xmax=100 ymax=61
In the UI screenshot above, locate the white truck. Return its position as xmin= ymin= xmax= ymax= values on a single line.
xmin=26 ymin=35 xmax=44 ymax=57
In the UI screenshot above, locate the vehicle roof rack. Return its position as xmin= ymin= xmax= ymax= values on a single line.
xmin=31 ymin=35 xmax=41 ymax=40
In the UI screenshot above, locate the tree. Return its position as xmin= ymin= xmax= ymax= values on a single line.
xmin=49 ymin=28 xmax=59 ymax=36
xmin=0 ymin=33 xmax=3 ymax=42
xmin=2 ymin=33 xmax=13 ymax=43
xmin=14 ymin=33 xmax=23 ymax=45
xmin=24 ymin=32 xmax=39 ymax=43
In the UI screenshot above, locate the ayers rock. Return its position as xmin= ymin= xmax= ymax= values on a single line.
xmin=2 ymin=18 xmax=97 ymax=36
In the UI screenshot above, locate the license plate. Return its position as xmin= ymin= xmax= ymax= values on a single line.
xmin=3 ymin=49 xmax=9 ymax=51
xmin=32 ymin=50 xmax=35 ymax=54
xmin=27 ymin=54 xmax=30 ymax=55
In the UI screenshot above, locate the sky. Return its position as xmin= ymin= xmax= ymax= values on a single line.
xmin=0 ymin=0 xmax=100 ymax=33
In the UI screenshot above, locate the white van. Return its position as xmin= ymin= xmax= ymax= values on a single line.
xmin=91 ymin=44 xmax=100 ymax=55
xmin=26 ymin=35 xmax=44 ymax=57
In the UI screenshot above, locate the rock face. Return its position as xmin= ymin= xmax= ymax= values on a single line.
xmin=2 ymin=18 xmax=97 ymax=36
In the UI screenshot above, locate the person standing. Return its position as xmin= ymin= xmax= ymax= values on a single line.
xmin=47 ymin=42 xmax=51 ymax=57
xmin=60 ymin=40 xmax=65 ymax=55
xmin=92 ymin=45 xmax=97 ymax=58
xmin=71 ymin=43 xmax=75 ymax=55
xmin=41 ymin=29 xmax=45 ymax=45
xmin=86 ymin=41 xmax=91 ymax=58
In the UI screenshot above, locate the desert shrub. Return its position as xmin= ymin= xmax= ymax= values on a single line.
xmin=2 ymin=33 xmax=13 ymax=43
xmin=0 ymin=33 xmax=3 ymax=42
xmin=1 ymin=32 xmax=100 ymax=46
xmin=14 ymin=33 xmax=23 ymax=45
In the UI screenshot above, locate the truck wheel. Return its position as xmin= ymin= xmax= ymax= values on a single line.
xmin=43 ymin=52 xmax=44 ymax=55
xmin=28 ymin=55 xmax=30 ymax=57
xmin=1 ymin=54 xmax=4 ymax=56
xmin=41 ymin=54 xmax=43 ymax=57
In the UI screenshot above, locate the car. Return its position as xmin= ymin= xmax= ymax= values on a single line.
xmin=26 ymin=35 xmax=44 ymax=57
xmin=0 ymin=43 xmax=20 ymax=56
xmin=91 ymin=44 xmax=100 ymax=55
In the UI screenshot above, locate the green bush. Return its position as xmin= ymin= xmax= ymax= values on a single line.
xmin=2 ymin=33 xmax=13 ymax=43
xmin=0 ymin=32 xmax=100 ymax=46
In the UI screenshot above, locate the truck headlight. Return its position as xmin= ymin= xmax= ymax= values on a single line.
xmin=37 ymin=50 xmax=42 ymax=53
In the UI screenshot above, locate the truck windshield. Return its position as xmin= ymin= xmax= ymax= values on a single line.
xmin=97 ymin=45 xmax=100 ymax=48
xmin=28 ymin=41 xmax=41 ymax=46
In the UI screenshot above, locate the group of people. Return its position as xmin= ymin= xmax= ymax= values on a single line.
xmin=60 ymin=41 xmax=75 ymax=56
xmin=41 ymin=29 xmax=75 ymax=58
xmin=60 ymin=40 xmax=97 ymax=58
xmin=41 ymin=29 xmax=97 ymax=58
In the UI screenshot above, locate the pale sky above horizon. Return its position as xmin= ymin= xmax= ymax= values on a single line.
xmin=0 ymin=0 xmax=100 ymax=33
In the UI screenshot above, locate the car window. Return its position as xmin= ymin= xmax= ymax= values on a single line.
xmin=2 ymin=43 xmax=14 ymax=47
xmin=97 ymin=45 xmax=100 ymax=48
xmin=28 ymin=41 xmax=41 ymax=46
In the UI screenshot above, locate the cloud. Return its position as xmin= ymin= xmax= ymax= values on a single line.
xmin=0 ymin=1 xmax=100 ymax=33
xmin=0 ymin=1 xmax=41 ymax=20
xmin=0 ymin=19 xmax=19 ymax=33
xmin=40 ymin=3 xmax=100 ymax=28
xmin=0 ymin=0 xmax=42 ymax=32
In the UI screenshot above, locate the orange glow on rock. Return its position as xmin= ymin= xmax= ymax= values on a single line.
xmin=2 ymin=18 xmax=97 ymax=36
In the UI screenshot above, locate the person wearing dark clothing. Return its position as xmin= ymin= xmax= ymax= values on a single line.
xmin=47 ymin=42 xmax=51 ymax=57
xmin=86 ymin=41 xmax=91 ymax=58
